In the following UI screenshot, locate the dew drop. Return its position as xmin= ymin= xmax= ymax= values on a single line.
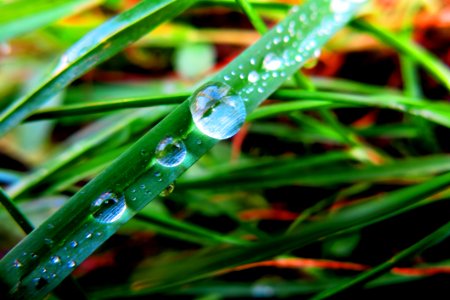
xmin=69 ymin=241 xmax=78 ymax=248
xmin=263 ymin=53 xmax=283 ymax=71
xmin=44 ymin=238 xmax=54 ymax=245
xmin=248 ymin=71 xmax=259 ymax=83
xmin=91 ymin=192 xmax=127 ymax=223
xmin=155 ymin=137 xmax=187 ymax=167
xmin=67 ymin=260 xmax=76 ymax=268
xmin=13 ymin=259 xmax=22 ymax=268
xmin=223 ymin=75 xmax=230 ymax=81
xmin=190 ymin=82 xmax=246 ymax=140
xmin=50 ymin=256 xmax=61 ymax=264
xmin=159 ymin=182 xmax=175 ymax=197
xmin=86 ymin=233 xmax=93 ymax=239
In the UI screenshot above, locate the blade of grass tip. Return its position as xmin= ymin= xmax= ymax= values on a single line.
xmin=310 ymin=219 xmax=450 ymax=300
xmin=350 ymin=19 xmax=450 ymax=92
xmin=0 ymin=0 xmax=100 ymax=42
xmin=0 ymin=1 xmax=367 ymax=298
xmin=0 ymin=0 xmax=197 ymax=138
xmin=25 ymin=93 xmax=189 ymax=122
xmin=0 ymin=189 xmax=88 ymax=299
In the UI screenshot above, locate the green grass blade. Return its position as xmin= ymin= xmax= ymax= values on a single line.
xmin=26 ymin=93 xmax=188 ymax=122
xmin=351 ymin=19 xmax=450 ymax=92
xmin=0 ymin=0 xmax=197 ymax=138
xmin=0 ymin=1 xmax=366 ymax=298
xmin=90 ymin=172 xmax=450 ymax=295
xmin=178 ymin=154 xmax=450 ymax=190
xmin=0 ymin=0 xmax=99 ymax=42
xmin=8 ymin=108 xmax=170 ymax=199
xmin=0 ymin=188 xmax=34 ymax=234
xmin=310 ymin=219 xmax=450 ymax=300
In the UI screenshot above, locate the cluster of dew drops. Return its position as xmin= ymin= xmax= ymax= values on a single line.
xmin=11 ymin=0 xmax=367 ymax=292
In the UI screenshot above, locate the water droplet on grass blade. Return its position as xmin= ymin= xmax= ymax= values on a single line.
xmin=69 ymin=241 xmax=78 ymax=248
xmin=190 ymin=82 xmax=246 ymax=140
xmin=262 ymin=53 xmax=283 ymax=71
xmin=155 ymin=137 xmax=186 ymax=167
xmin=33 ymin=277 xmax=48 ymax=290
xmin=67 ymin=260 xmax=76 ymax=268
xmin=159 ymin=182 xmax=175 ymax=197
xmin=248 ymin=71 xmax=259 ymax=83
xmin=91 ymin=192 xmax=127 ymax=223
xmin=13 ymin=259 xmax=22 ymax=268
xmin=50 ymin=256 xmax=61 ymax=264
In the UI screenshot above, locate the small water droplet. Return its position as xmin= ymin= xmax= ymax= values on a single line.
xmin=257 ymin=87 xmax=265 ymax=93
xmin=67 ymin=260 xmax=76 ymax=268
xmin=223 ymin=75 xmax=230 ymax=81
xmin=50 ymin=256 xmax=61 ymax=264
xmin=159 ymin=182 xmax=175 ymax=197
xmin=91 ymin=192 xmax=127 ymax=223
xmin=250 ymin=58 xmax=256 ymax=65
xmin=189 ymin=82 xmax=246 ymax=140
xmin=155 ymin=137 xmax=187 ymax=167
xmin=13 ymin=259 xmax=22 ymax=268
xmin=196 ymin=140 xmax=202 ymax=145
xmin=69 ymin=241 xmax=78 ymax=248
xmin=44 ymin=238 xmax=54 ymax=245
xmin=86 ymin=233 xmax=93 ymax=239
xmin=248 ymin=71 xmax=259 ymax=83
xmin=31 ymin=253 xmax=38 ymax=259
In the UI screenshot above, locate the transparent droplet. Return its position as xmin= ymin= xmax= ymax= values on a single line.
xmin=304 ymin=49 xmax=321 ymax=69
xmin=44 ymin=238 xmax=54 ymax=245
xmin=50 ymin=256 xmax=61 ymax=264
xmin=67 ymin=260 xmax=76 ymax=268
xmin=159 ymin=182 xmax=175 ymax=197
xmin=189 ymin=82 xmax=246 ymax=140
xmin=155 ymin=137 xmax=186 ymax=167
xmin=86 ymin=232 xmax=93 ymax=239
xmin=262 ymin=53 xmax=283 ymax=71
xmin=13 ymin=259 xmax=22 ymax=268
xmin=69 ymin=241 xmax=78 ymax=248
xmin=91 ymin=192 xmax=127 ymax=223
xmin=248 ymin=71 xmax=259 ymax=83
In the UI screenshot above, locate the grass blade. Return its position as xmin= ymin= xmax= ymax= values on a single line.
xmin=0 ymin=0 xmax=197 ymax=137
xmin=0 ymin=0 xmax=366 ymax=298
xmin=0 ymin=0 xmax=99 ymax=42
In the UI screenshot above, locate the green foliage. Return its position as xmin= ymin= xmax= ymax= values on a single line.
xmin=1 ymin=0 xmax=450 ymax=299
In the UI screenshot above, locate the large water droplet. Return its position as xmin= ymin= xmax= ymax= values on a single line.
xmin=91 ymin=192 xmax=127 ymax=223
xmin=190 ymin=82 xmax=246 ymax=140
xmin=155 ymin=137 xmax=187 ymax=167
xmin=262 ymin=53 xmax=283 ymax=71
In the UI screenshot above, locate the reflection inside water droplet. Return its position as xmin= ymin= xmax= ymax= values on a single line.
xmin=91 ymin=192 xmax=127 ymax=223
xmin=189 ymin=82 xmax=246 ymax=140
xmin=155 ymin=137 xmax=186 ymax=167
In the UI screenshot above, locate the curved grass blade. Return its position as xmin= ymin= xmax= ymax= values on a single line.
xmin=0 ymin=0 xmax=99 ymax=42
xmin=0 ymin=1 xmax=366 ymax=298
xmin=26 ymin=93 xmax=188 ymax=122
xmin=350 ymin=20 xmax=450 ymax=92
xmin=310 ymin=219 xmax=450 ymax=300
xmin=178 ymin=154 xmax=450 ymax=190
xmin=87 ymin=172 xmax=450 ymax=295
xmin=0 ymin=0 xmax=197 ymax=138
